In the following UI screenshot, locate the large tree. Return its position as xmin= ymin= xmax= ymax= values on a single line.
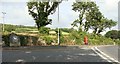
xmin=86 ymin=8 xmax=117 ymax=34
xmin=71 ymin=2 xmax=102 ymax=32
xmin=72 ymin=2 xmax=117 ymax=34
xmin=27 ymin=1 xmax=61 ymax=30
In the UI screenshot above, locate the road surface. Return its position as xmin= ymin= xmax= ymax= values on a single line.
xmin=1 ymin=46 xmax=119 ymax=64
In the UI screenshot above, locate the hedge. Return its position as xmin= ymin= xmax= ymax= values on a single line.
xmin=2 ymin=34 xmax=38 ymax=46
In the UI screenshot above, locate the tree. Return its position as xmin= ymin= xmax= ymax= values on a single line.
xmin=71 ymin=2 xmax=102 ymax=32
xmin=97 ymin=18 xmax=117 ymax=34
xmin=105 ymin=30 xmax=118 ymax=39
xmin=72 ymin=2 xmax=117 ymax=35
xmin=27 ymin=1 xmax=61 ymax=30
xmin=87 ymin=14 xmax=117 ymax=34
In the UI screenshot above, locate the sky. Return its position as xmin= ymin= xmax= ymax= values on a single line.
xmin=0 ymin=0 xmax=119 ymax=35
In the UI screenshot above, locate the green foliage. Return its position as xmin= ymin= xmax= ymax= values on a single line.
xmin=4 ymin=24 xmax=16 ymax=32
xmin=88 ymin=35 xmax=115 ymax=45
xmin=59 ymin=35 xmax=65 ymax=44
xmin=66 ymin=30 xmax=118 ymax=45
xmin=27 ymin=1 xmax=61 ymax=29
xmin=2 ymin=34 xmax=10 ymax=46
xmin=19 ymin=35 xmax=28 ymax=46
xmin=72 ymin=2 xmax=117 ymax=34
xmin=105 ymin=30 xmax=119 ymax=39
xmin=69 ymin=31 xmax=87 ymax=45
xmin=60 ymin=28 xmax=74 ymax=33
xmin=88 ymin=17 xmax=117 ymax=34
xmin=3 ymin=24 xmax=37 ymax=33
xmin=42 ymin=36 xmax=56 ymax=45
xmin=114 ymin=39 xmax=120 ymax=45
xmin=55 ymin=29 xmax=66 ymax=44
xmin=39 ymin=27 xmax=50 ymax=34
xmin=72 ymin=2 xmax=100 ymax=32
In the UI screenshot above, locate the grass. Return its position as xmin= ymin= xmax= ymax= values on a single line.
xmin=62 ymin=32 xmax=70 ymax=35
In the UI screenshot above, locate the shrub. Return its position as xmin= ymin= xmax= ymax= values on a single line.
xmin=2 ymin=34 xmax=39 ymax=46
xmin=19 ymin=35 xmax=28 ymax=46
xmin=2 ymin=34 xmax=10 ymax=46
xmin=42 ymin=36 xmax=53 ymax=45
xmin=105 ymin=30 xmax=118 ymax=39
xmin=68 ymin=31 xmax=87 ymax=45
xmin=39 ymin=27 xmax=50 ymax=34
xmin=60 ymin=35 xmax=66 ymax=44
xmin=113 ymin=39 xmax=120 ymax=45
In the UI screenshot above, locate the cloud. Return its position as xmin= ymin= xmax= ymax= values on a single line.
xmin=96 ymin=0 xmax=119 ymax=33
xmin=1 ymin=2 xmax=35 ymax=26
xmin=96 ymin=0 xmax=119 ymax=21
xmin=0 ymin=0 xmax=28 ymax=2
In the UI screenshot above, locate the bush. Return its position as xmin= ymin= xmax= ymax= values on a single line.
xmin=68 ymin=31 xmax=87 ymax=45
xmin=113 ymin=39 xmax=120 ymax=45
xmin=59 ymin=35 xmax=66 ymax=44
xmin=42 ymin=36 xmax=53 ymax=45
xmin=105 ymin=30 xmax=118 ymax=39
xmin=2 ymin=34 xmax=10 ymax=46
xmin=88 ymin=34 xmax=115 ymax=45
xmin=39 ymin=27 xmax=50 ymax=34
xmin=55 ymin=29 xmax=66 ymax=44
xmin=2 ymin=34 xmax=39 ymax=46
xmin=68 ymin=32 xmax=117 ymax=45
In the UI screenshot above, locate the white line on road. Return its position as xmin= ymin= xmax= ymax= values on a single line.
xmin=16 ymin=59 xmax=25 ymax=62
xmin=88 ymin=53 xmax=98 ymax=56
xmin=25 ymin=51 xmax=31 ymax=54
xmin=95 ymin=47 xmax=120 ymax=63
xmin=81 ymin=47 xmax=91 ymax=50
xmin=91 ymin=47 xmax=111 ymax=62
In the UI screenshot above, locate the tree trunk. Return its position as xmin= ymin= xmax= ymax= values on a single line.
xmin=93 ymin=28 xmax=97 ymax=34
xmin=36 ymin=23 xmax=40 ymax=30
xmin=97 ymin=28 xmax=103 ymax=34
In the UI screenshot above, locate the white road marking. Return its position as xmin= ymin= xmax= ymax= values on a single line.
xmin=75 ymin=54 xmax=86 ymax=56
xmin=81 ymin=47 xmax=91 ymax=50
xmin=25 ymin=51 xmax=31 ymax=54
xmin=67 ymin=57 xmax=71 ymax=60
xmin=16 ymin=59 xmax=25 ymax=62
xmin=75 ymin=53 xmax=98 ymax=56
xmin=95 ymin=47 xmax=120 ymax=63
xmin=92 ymin=47 xmax=111 ymax=62
xmin=88 ymin=53 xmax=98 ymax=56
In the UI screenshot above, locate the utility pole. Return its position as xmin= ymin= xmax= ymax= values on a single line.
xmin=2 ymin=12 xmax=6 ymax=32
xmin=57 ymin=3 xmax=60 ymax=45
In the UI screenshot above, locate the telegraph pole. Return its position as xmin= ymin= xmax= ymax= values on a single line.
xmin=57 ymin=3 xmax=60 ymax=45
xmin=2 ymin=12 xmax=6 ymax=32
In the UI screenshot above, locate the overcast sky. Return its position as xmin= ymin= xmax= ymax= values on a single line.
xmin=0 ymin=0 xmax=119 ymax=34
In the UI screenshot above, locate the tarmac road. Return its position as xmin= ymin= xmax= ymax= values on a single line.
xmin=2 ymin=46 xmax=108 ymax=62
xmin=1 ymin=45 xmax=119 ymax=64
